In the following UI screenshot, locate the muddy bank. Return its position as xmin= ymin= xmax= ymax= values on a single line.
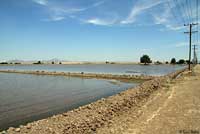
xmin=0 ymin=70 xmax=155 ymax=81
xmin=0 ymin=67 xmax=187 ymax=134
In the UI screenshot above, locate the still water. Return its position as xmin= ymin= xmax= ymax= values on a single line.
xmin=0 ymin=73 xmax=137 ymax=130
xmin=0 ymin=64 xmax=185 ymax=76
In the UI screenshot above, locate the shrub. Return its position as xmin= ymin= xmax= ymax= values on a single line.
xmin=170 ymin=58 xmax=176 ymax=64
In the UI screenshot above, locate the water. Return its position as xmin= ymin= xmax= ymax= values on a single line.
xmin=0 ymin=64 xmax=185 ymax=76
xmin=0 ymin=73 xmax=137 ymax=130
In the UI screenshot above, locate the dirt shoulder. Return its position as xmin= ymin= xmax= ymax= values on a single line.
xmin=97 ymin=65 xmax=200 ymax=134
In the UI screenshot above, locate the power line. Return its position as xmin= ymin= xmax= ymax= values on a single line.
xmin=173 ymin=0 xmax=187 ymax=24
xmin=189 ymin=0 xmax=194 ymax=22
xmin=185 ymin=0 xmax=192 ymax=23
xmin=167 ymin=0 xmax=183 ymax=26
xmin=179 ymin=0 xmax=189 ymax=24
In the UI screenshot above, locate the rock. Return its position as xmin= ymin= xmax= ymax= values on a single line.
xmin=110 ymin=128 xmax=115 ymax=133
xmin=8 ymin=127 xmax=15 ymax=131
xmin=62 ymin=113 xmax=68 ymax=116
xmin=26 ymin=124 xmax=31 ymax=129
xmin=86 ymin=105 xmax=92 ymax=109
xmin=1 ymin=131 xmax=6 ymax=134
xmin=15 ymin=128 xmax=20 ymax=132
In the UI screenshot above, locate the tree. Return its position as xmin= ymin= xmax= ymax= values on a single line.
xmin=155 ymin=61 xmax=162 ymax=65
xmin=186 ymin=60 xmax=192 ymax=64
xmin=0 ymin=62 xmax=8 ymax=64
xmin=170 ymin=58 xmax=176 ymax=64
xmin=140 ymin=55 xmax=152 ymax=65
xmin=33 ymin=61 xmax=42 ymax=64
xmin=177 ymin=59 xmax=185 ymax=64
xmin=37 ymin=61 xmax=42 ymax=64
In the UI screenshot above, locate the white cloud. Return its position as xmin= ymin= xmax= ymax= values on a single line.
xmin=174 ymin=42 xmax=188 ymax=47
xmin=152 ymin=1 xmax=187 ymax=31
xmin=46 ymin=7 xmax=87 ymax=21
xmin=92 ymin=1 xmax=105 ymax=7
xmin=153 ymin=6 xmax=170 ymax=25
xmin=166 ymin=25 xmax=185 ymax=31
xmin=140 ymin=48 xmax=152 ymax=52
xmin=43 ymin=16 xmax=65 ymax=21
xmin=32 ymin=0 xmax=48 ymax=5
xmin=84 ymin=18 xmax=116 ymax=26
xmin=121 ymin=0 xmax=164 ymax=24
xmin=32 ymin=0 xmax=190 ymax=30
xmin=33 ymin=0 xmax=106 ymax=22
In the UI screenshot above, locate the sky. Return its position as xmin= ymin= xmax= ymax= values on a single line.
xmin=0 ymin=0 xmax=199 ymax=62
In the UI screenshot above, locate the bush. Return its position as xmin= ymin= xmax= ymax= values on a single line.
xmin=155 ymin=61 xmax=162 ymax=64
xmin=0 ymin=62 xmax=8 ymax=64
xmin=170 ymin=58 xmax=176 ymax=64
xmin=186 ymin=60 xmax=192 ymax=64
xmin=33 ymin=61 xmax=42 ymax=64
xmin=14 ymin=62 xmax=21 ymax=64
xmin=177 ymin=59 xmax=185 ymax=64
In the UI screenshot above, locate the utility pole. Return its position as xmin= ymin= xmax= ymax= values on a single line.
xmin=192 ymin=44 xmax=198 ymax=64
xmin=184 ymin=23 xmax=198 ymax=70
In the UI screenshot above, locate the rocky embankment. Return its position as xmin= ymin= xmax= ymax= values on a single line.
xmin=0 ymin=68 xmax=187 ymax=134
xmin=0 ymin=70 xmax=155 ymax=81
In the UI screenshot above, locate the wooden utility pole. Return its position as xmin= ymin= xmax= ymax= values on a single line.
xmin=184 ymin=23 xmax=198 ymax=70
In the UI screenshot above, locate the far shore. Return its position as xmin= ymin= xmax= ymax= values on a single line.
xmin=0 ymin=61 xmax=187 ymax=66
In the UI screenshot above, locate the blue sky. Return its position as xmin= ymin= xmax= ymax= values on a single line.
xmin=0 ymin=0 xmax=198 ymax=62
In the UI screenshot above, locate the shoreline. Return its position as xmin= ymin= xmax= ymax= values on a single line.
xmin=0 ymin=62 xmax=141 ymax=65
xmin=0 ymin=70 xmax=155 ymax=81
xmin=0 ymin=62 xmax=187 ymax=65
xmin=0 ymin=67 xmax=187 ymax=134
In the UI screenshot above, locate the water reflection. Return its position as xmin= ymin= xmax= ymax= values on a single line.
xmin=0 ymin=73 xmax=138 ymax=130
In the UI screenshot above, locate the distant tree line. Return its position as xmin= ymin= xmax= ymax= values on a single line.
xmin=33 ymin=61 xmax=62 ymax=64
xmin=139 ymin=55 xmax=189 ymax=65
xmin=0 ymin=62 xmax=21 ymax=64
xmin=170 ymin=58 xmax=189 ymax=64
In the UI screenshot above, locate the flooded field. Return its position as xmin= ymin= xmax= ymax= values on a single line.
xmin=0 ymin=73 xmax=138 ymax=130
xmin=0 ymin=64 xmax=186 ymax=76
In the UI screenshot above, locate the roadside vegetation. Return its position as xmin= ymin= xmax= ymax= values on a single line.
xmin=139 ymin=56 xmax=188 ymax=65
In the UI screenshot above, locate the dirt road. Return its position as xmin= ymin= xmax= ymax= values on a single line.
xmin=97 ymin=65 xmax=200 ymax=134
